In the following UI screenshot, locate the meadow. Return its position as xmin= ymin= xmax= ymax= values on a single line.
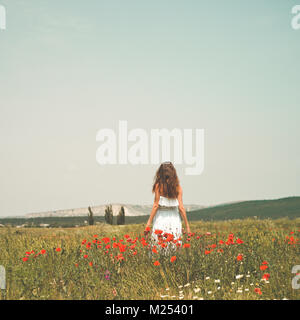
xmin=0 ymin=218 xmax=299 ymax=300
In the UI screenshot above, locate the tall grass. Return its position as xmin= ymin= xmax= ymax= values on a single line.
xmin=0 ymin=218 xmax=299 ymax=300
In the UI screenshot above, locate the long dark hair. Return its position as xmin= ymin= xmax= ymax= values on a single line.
xmin=152 ymin=162 xmax=180 ymax=199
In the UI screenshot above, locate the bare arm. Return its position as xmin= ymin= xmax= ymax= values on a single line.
xmin=177 ymin=185 xmax=191 ymax=234
xmin=145 ymin=185 xmax=160 ymax=232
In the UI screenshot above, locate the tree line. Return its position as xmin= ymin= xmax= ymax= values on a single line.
xmin=87 ymin=205 xmax=125 ymax=225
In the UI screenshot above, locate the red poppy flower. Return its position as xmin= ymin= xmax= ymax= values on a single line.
xmin=152 ymin=246 xmax=158 ymax=254
xmin=183 ymin=243 xmax=190 ymax=248
xmin=236 ymin=254 xmax=243 ymax=261
xmin=254 ymin=288 xmax=262 ymax=295
xmin=89 ymin=262 xmax=93 ymax=266
xmin=262 ymin=261 xmax=268 ymax=265
xmin=119 ymin=244 xmax=127 ymax=253
xmin=116 ymin=253 xmax=124 ymax=261
xmin=154 ymin=229 xmax=163 ymax=235
xmin=102 ymin=237 xmax=110 ymax=244
xmin=205 ymin=250 xmax=211 ymax=255
xmin=56 ymin=248 xmax=61 ymax=252
xmin=288 ymin=236 xmax=296 ymax=244
xmin=22 ymin=257 xmax=28 ymax=262
xmin=260 ymin=265 xmax=268 ymax=271
xmin=262 ymin=273 xmax=270 ymax=281
xmin=170 ymin=256 xmax=177 ymax=263
xmin=165 ymin=234 xmax=174 ymax=242
xmin=153 ymin=260 xmax=160 ymax=266
xmin=40 ymin=249 xmax=46 ymax=254
xmin=83 ymin=254 xmax=88 ymax=259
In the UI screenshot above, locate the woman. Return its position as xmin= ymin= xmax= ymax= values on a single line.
xmin=144 ymin=161 xmax=191 ymax=244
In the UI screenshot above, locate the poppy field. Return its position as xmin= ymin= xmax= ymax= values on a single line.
xmin=0 ymin=218 xmax=299 ymax=300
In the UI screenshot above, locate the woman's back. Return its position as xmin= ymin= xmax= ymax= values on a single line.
xmin=145 ymin=162 xmax=191 ymax=243
xmin=158 ymin=195 xmax=179 ymax=207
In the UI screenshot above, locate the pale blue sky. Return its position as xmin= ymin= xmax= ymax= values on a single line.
xmin=0 ymin=1 xmax=300 ymax=216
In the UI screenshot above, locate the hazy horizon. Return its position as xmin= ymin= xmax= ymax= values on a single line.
xmin=2 ymin=195 xmax=300 ymax=218
xmin=1 ymin=1 xmax=300 ymax=217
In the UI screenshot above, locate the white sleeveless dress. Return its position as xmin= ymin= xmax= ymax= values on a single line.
xmin=151 ymin=196 xmax=182 ymax=243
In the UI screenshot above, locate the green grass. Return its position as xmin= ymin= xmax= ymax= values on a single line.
xmin=0 ymin=218 xmax=299 ymax=300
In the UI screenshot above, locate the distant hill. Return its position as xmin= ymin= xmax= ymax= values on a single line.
xmin=1 ymin=197 xmax=299 ymax=228
xmin=187 ymin=197 xmax=300 ymax=221
xmin=25 ymin=203 xmax=204 ymax=218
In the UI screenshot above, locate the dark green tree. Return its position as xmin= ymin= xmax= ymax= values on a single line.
xmin=88 ymin=206 xmax=94 ymax=226
xmin=117 ymin=206 xmax=125 ymax=225
xmin=104 ymin=205 xmax=113 ymax=225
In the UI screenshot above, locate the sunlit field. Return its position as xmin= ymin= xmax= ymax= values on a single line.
xmin=0 ymin=218 xmax=299 ymax=300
